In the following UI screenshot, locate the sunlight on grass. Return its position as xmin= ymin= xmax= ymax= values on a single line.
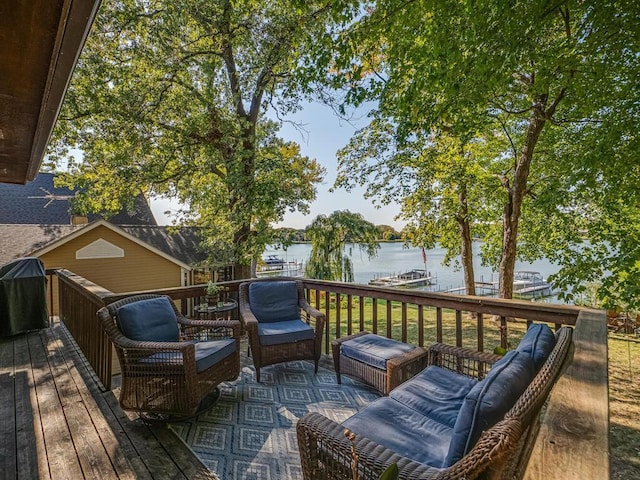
xmin=608 ymin=335 xmax=640 ymax=479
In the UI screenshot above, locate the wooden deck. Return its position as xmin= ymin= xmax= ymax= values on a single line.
xmin=0 ymin=320 xmax=216 ymax=480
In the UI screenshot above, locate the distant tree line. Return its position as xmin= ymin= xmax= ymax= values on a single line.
xmin=272 ymin=223 xmax=400 ymax=243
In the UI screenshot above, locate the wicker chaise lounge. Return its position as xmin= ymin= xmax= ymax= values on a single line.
xmin=297 ymin=324 xmax=573 ymax=480
xmin=98 ymin=294 xmax=241 ymax=418
xmin=239 ymin=278 xmax=325 ymax=382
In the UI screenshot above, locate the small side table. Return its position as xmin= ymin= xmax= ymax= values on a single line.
xmin=332 ymin=331 xmax=428 ymax=395
xmin=194 ymin=299 xmax=237 ymax=320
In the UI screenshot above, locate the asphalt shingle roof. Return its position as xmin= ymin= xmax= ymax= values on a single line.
xmin=119 ymin=226 xmax=210 ymax=266
xmin=0 ymin=224 xmax=82 ymax=265
xmin=0 ymin=172 xmax=157 ymax=226
xmin=0 ymin=173 xmax=213 ymax=268
xmin=0 ymin=224 xmax=210 ymax=268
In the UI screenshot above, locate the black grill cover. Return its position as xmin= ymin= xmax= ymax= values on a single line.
xmin=0 ymin=257 xmax=49 ymax=337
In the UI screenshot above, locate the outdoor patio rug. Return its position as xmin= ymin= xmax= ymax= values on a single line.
xmin=169 ymin=360 xmax=381 ymax=480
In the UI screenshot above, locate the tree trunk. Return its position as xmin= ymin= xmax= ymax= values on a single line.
xmin=457 ymin=183 xmax=476 ymax=296
xmin=498 ymin=105 xmax=546 ymax=298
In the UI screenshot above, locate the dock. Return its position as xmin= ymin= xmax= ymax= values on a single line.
xmin=445 ymin=275 xmax=553 ymax=298
xmin=369 ymin=269 xmax=435 ymax=288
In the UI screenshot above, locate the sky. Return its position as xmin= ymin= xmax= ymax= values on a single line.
xmin=150 ymin=101 xmax=406 ymax=231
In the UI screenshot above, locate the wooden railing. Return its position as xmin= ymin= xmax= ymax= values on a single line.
xmin=301 ymin=279 xmax=581 ymax=354
xmin=54 ymin=271 xmax=608 ymax=479
xmin=56 ymin=269 xmax=115 ymax=389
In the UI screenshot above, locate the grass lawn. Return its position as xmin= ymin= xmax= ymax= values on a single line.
xmin=608 ymin=335 xmax=640 ymax=479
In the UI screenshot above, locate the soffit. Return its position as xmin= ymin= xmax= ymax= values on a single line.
xmin=0 ymin=0 xmax=101 ymax=184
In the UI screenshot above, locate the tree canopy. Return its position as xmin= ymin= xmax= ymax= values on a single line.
xmin=48 ymin=0 xmax=359 ymax=276
xmin=321 ymin=0 xmax=640 ymax=304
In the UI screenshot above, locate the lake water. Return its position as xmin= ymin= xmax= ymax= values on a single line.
xmin=264 ymin=242 xmax=565 ymax=303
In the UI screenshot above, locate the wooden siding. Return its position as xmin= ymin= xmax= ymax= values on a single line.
xmin=40 ymin=225 xmax=183 ymax=314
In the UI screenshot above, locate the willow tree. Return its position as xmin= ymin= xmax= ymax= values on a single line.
xmin=315 ymin=0 xmax=639 ymax=300
xmin=48 ymin=0 xmax=358 ymax=278
xmin=305 ymin=210 xmax=379 ymax=282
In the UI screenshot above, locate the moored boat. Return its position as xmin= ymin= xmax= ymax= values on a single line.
xmin=256 ymin=255 xmax=304 ymax=277
xmin=369 ymin=269 xmax=435 ymax=288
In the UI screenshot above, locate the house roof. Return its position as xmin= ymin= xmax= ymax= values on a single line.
xmin=118 ymin=226 xmax=209 ymax=267
xmin=0 ymin=172 xmax=157 ymax=226
xmin=0 ymin=224 xmax=81 ymax=266
xmin=0 ymin=221 xmax=209 ymax=269
xmin=0 ymin=1 xmax=102 ymax=185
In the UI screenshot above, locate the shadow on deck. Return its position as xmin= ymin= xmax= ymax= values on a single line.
xmin=0 ymin=320 xmax=216 ymax=480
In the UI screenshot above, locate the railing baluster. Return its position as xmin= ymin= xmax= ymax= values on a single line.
xmin=500 ymin=315 xmax=508 ymax=349
xmin=401 ymin=303 xmax=408 ymax=343
xmin=477 ymin=312 xmax=484 ymax=352
xmin=359 ymin=295 xmax=365 ymax=332
xmin=347 ymin=294 xmax=353 ymax=336
xmin=386 ymin=300 xmax=392 ymax=338
xmin=335 ymin=292 xmax=341 ymax=339
xmin=436 ymin=307 xmax=443 ymax=343
xmin=325 ymin=291 xmax=331 ymax=354
xmin=372 ymin=298 xmax=378 ymax=335
xmin=418 ymin=305 xmax=424 ymax=347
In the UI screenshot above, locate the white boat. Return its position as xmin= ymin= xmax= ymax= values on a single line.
xmin=369 ymin=269 xmax=435 ymax=288
xmin=512 ymin=271 xmax=553 ymax=297
xmin=456 ymin=271 xmax=553 ymax=298
xmin=256 ymin=255 xmax=304 ymax=277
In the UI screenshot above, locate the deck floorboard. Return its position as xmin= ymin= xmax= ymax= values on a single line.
xmin=0 ymin=321 xmax=216 ymax=480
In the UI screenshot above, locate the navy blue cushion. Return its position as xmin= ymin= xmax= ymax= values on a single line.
xmin=390 ymin=365 xmax=478 ymax=429
xmin=444 ymin=351 xmax=535 ymax=467
xmin=516 ymin=323 xmax=556 ymax=370
xmin=258 ymin=319 xmax=315 ymax=346
xmin=194 ymin=339 xmax=236 ymax=373
xmin=139 ymin=339 xmax=236 ymax=373
xmin=341 ymin=334 xmax=417 ymax=370
xmin=116 ymin=297 xmax=179 ymax=342
xmin=249 ymin=281 xmax=300 ymax=323
xmin=344 ymin=397 xmax=453 ymax=468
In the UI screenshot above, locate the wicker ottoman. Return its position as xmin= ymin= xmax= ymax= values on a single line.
xmin=332 ymin=332 xmax=428 ymax=395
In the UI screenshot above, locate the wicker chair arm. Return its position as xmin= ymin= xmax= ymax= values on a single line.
xmin=111 ymin=336 xmax=194 ymax=353
xmin=427 ymin=343 xmax=502 ymax=379
xmin=238 ymin=300 xmax=259 ymax=330
xmin=428 ymin=343 xmax=502 ymax=364
xmin=297 ymin=412 xmax=448 ymax=480
xmin=299 ymin=297 xmax=325 ymax=322
xmin=178 ymin=317 xmax=241 ymax=341
xmin=387 ymin=345 xmax=429 ymax=372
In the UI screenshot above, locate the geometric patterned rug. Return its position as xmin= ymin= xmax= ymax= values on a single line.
xmin=169 ymin=360 xmax=381 ymax=480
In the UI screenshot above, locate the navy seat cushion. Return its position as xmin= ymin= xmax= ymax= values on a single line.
xmin=390 ymin=365 xmax=478 ymax=429
xmin=343 ymin=397 xmax=454 ymax=468
xmin=258 ymin=319 xmax=315 ymax=346
xmin=341 ymin=334 xmax=417 ymax=370
xmin=516 ymin=323 xmax=556 ymax=370
xmin=249 ymin=281 xmax=300 ymax=323
xmin=139 ymin=338 xmax=236 ymax=373
xmin=194 ymin=339 xmax=236 ymax=373
xmin=116 ymin=297 xmax=179 ymax=342
xmin=444 ymin=350 xmax=535 ymax=467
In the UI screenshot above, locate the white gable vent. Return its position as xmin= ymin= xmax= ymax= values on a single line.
xmin=76 ymin=238 xmax=125 ymax=259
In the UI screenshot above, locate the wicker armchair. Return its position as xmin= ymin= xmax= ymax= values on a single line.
xmin=98 ymin=294 xmax=241 ymax=419
xmin=297 ymin=327 xmax=573 ymax=480
xmin=239 ymin=278 xmax=325 ymax=382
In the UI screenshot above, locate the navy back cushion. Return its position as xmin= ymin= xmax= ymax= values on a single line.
xmin=248 ymin=281 xmax=300 ymax=323
xmin=515 ymin=323 xmax=556 ymax=370
xmin=444 ymin=350 xmax=535 ymax=467
xmin=116 ymin=296 xmax=180 ymax=342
